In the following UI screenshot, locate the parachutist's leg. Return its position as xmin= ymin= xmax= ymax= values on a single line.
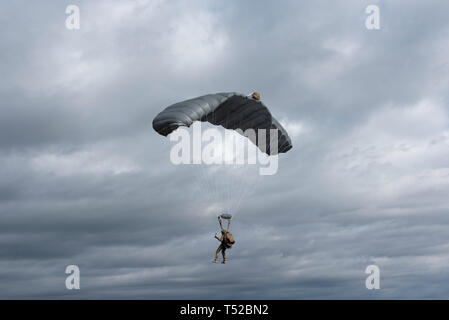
xmin=215 ymin=244 xmax=223 ymax=260
xmin=212 ymin=245 xmax=222 ymax=263
xmin=222 ymin=248 xmax=226 ymax=263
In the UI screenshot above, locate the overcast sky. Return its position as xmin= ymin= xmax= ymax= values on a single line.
xmin=1 ymin=0 xmax=449 ymax=299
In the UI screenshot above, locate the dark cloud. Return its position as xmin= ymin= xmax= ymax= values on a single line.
xmin=1 ymin=0 xmax=449 ymax=299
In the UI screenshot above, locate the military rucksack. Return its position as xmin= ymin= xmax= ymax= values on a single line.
xmin=225 ymin=232 xmax=235 ymax=248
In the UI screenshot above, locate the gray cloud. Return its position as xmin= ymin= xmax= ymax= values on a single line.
xmin=1 ymin=0 xmax=449 ymax=299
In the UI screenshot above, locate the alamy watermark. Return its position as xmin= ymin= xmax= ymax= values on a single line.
xmin=169 ymin=122 xmax=279 ymax=176
xmin=65 ymin=5 xmax=80 ymax=30
xmin=365 ymin=265 xmax=380 ymax=290
xmin=65 ymin=265 xmax=80 ymax=290
xmin=365 ymin=5 xmax=380 ymax=30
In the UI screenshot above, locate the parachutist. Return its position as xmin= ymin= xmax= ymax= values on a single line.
xmin=212 ymin=229 xmax=229 ymax=264
xmin=212 ymin=216 xmax=235 ymax=264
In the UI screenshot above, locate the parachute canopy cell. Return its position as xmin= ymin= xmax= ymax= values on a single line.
xmin=152 ymin=92 xmax=292 ymax=155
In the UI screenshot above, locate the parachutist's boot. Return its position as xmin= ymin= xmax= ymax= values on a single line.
xmin=212 ymin=259 xmax=217 ymax=263
xmin=222 ymin=260 xmax=226 ymax=264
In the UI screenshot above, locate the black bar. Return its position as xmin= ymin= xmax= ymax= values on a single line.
xmin=0 ymin=300 xmax=444 ymax=318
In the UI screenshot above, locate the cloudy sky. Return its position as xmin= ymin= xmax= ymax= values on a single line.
xmin=1 ymin=0 xmax=449 ymax=299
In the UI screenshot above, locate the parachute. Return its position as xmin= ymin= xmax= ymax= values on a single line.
xmin=152 ymin=92 xmax=293 ymax=217
xmin=152 ymin=92 xmax=292 ymax=155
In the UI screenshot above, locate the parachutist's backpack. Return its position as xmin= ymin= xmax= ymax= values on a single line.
xmin=225 ymin=232 xmax=235 ymax=248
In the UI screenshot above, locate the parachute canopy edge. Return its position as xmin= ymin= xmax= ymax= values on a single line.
xmin=152 ymin=92 xmax=293 ymax=155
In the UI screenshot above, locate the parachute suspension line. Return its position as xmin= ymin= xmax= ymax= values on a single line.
xmin=221 ymin=107 xmax=230 ymax=214
xmin=194 ymin=122 xmax=226 ymax=215
xmin=229 ymin=114 xmax=245 ymax=216
xmin=230 ymin=124 xmax=279 ymax=216
xmin=224 ymin=112 xmax=230 ymax=215
xmin=198 ymin=164 xmax=213 ymax=208
xmin=200 ymin=108 xmax=281 ymax=219
xmin=195 ymin=162 xmax=212 ymax=212
xmin=225 ymin=112 xmax=238 ymax=217
xmin=227 ymin=117 xmax=239 ymax=216
xmin=226 ymin=112 xmax=237 ymax=215
xmin=230 ymin=162 xmax=261 ymax=216
xmin=198 ymin=107 xmax=231 ymax=215
xmin=215 ymin=104 xmax=226 ymax=211
xmin=228 ymin=110 xmax=256 ymax=218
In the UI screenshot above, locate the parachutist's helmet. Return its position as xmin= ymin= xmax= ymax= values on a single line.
xmin=251 ymin=92 xmax=261 ymax=100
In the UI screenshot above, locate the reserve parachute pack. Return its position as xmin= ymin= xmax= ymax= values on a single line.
xmin=225 ymin=231 xmax=235 ymax=248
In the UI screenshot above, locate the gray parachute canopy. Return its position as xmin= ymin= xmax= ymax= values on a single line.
xmin=152 ymin=92 xmax=292 ymax=155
